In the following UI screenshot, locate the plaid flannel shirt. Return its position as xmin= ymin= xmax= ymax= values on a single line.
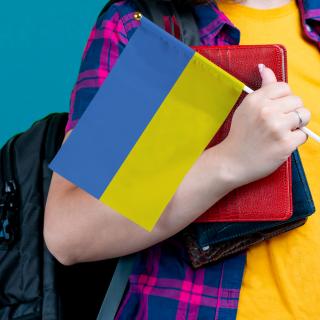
xmin=65 ymin=0 xmax=320 ymax=133
xmin=65 ymin=0 xmax=320 ymax=319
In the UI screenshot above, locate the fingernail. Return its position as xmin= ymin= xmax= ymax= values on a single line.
xmin=258 ymin=63 xmax=265 ymax=73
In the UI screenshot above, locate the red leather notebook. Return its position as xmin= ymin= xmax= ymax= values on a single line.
xmin=194 ymin=45 xmax=293 ymax=222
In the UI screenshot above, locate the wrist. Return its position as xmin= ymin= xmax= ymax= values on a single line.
xmin=206 ymin=143 xmax=245 ymax=191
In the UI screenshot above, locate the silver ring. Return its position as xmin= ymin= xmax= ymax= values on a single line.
xmin=294 ymin=110 xmax=303 ymax=128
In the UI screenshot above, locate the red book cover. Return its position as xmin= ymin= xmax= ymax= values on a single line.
xmin=194 ymin=45 xmax=293 ymax=222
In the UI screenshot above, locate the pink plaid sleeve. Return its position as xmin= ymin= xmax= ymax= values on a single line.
xmin=65 ymin=7 xmax=129 ymax=133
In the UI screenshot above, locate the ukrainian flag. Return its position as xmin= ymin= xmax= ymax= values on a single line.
xmin=50 ymin=17 xmax=245 ymax=231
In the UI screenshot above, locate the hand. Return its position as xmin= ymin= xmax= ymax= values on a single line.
xmin=216 ymin=64 xmax=311 ymax=188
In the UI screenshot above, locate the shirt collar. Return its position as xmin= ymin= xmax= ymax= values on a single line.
xmin=194 ymin=0 xmax=320 ymax=49
xmin=297 ymin=0 xmax=320 ymax=48
xmin=193 ymin=1 xmax=240 ymax=45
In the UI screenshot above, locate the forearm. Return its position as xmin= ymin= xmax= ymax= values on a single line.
xmin=44 ymin=143 xmax=238 ymax=265
xmin=45 ymin=67 xmax=310 ymax=266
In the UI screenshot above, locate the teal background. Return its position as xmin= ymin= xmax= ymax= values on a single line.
xmin=0 ymin=0 xmax=107 ymax=146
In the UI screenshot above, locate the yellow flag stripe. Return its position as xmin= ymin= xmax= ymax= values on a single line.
xmin=100 ymin=52 xmax=244 ymax=231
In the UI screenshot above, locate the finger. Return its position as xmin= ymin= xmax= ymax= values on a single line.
xmin=259 ymin=64 xmax=277 ymax=86
xmin=289 ymin=128 xmax=308 ymax=148
xmin=257 ymin=82 xmax=292 ymax=99
xmin=269 ymin=95 xmax=304 ymax=113
xmin=284 ymin=108 xmax=311 ymax=130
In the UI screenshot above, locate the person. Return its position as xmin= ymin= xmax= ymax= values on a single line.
xmin=44 ymin=0 xmax=319 ymax=318
xmin=215 ymin=1 xmax=320 ymax=319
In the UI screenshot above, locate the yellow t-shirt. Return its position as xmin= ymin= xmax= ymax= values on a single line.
xmin=217 ymin=1 xmax=320 ymax=319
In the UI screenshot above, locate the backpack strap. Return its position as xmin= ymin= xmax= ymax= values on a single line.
xmin=96 ymin=253 xmax=138 ymax=320
xmin=98 ymin=0 xmax=200 ymax=46
xmin=169 ymin=1 xmax=201 ymax=45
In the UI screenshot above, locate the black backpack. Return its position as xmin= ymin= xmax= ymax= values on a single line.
xmin=0 ymin=1 xmax=199 ymax=319
xmin=0 ymin=113 xmax=67 ymax=319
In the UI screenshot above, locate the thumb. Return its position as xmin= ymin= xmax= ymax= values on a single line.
xmin=259 ymin=63 xmax=277 ymax=87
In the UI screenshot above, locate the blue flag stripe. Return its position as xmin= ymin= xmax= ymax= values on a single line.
xmin=50 ymin=17 xmax=194 ymax=198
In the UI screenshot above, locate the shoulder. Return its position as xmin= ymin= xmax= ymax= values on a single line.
xmin=96 ymin=0 xmax=141 ymax=40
